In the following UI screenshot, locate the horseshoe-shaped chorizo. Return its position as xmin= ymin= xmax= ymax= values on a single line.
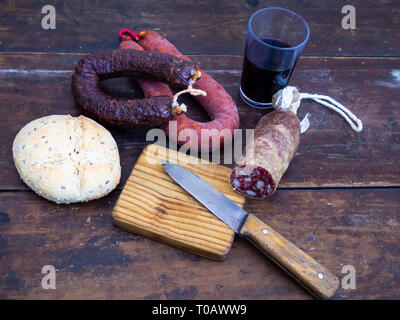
xmin=71 ymin=49 xmax=200 ymax=127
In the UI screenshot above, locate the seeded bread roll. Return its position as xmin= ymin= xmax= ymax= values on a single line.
xmin=12 ymin=115 xmax=121 ymax=204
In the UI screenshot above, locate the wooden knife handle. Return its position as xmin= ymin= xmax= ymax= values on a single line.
xmin=240 ymin=214 xmax=339 ymax=299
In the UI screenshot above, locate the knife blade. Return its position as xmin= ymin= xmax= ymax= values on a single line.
xmin=161 ymin=160 xmax=339 ymax=299
xmin=161 ymin=160 xmax=248 ymax=233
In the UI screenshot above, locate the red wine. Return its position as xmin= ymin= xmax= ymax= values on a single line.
xmin=241 ymin=37 xmax=296 ymax=104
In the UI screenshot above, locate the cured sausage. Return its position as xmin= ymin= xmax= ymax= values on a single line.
xmin=71 ymin=49 xmax=200 ymax=127
xmin=119 ymin=37 xmax=173 ymax=99
xmin=229 ymin=109 xmax=300 ymax=199
xmin=136 ymin=30 xmax=240 ymax=152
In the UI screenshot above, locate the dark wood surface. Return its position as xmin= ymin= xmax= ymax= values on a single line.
xmin=1 ymin=188 xmax=399 ymax=299
xmin=0 ymin=0 xmax=399 ymax=56
xmin=1 ymin=0 xmax=399 ymax=300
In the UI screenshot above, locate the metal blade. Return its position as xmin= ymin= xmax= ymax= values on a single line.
xmin=161 ymin=160 xmax=248 ymax=234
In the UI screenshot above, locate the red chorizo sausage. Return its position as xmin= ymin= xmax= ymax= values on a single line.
xmin=71 ymin=49 xmax=198 ymax=127
xmin=137 ymin=30 xmax=240 ymax=152
xmin=229 ymin=110 xmax=300 ymax=199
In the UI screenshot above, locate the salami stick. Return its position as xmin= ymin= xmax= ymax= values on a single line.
xmin=230 ymin=86 xmax=363 ymax=199
xmin=230 ymin=109 xmax=300 ymax=199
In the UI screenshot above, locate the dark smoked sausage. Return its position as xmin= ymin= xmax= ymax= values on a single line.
xmin=229 ymin=110 xmax=300 ymax=199
xmin=119 ymin=38 xmax=174 ymax=100
xmin=137 ymin=30 xmax=240 ymax=152
xmin=71 ymin=49 xmax=199 ymax=127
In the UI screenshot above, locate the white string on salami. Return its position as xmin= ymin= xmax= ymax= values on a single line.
xmin=272 ymin=86 xmax=363 ymax=133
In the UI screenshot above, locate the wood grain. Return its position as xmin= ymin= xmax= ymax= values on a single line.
xmin=0 ymin=0 xmax=399 ymax=300
xmin=112 ymin=144 xmax=245 ymax=261
xmin=0 ymin=53 xmax=399 ymax=190
xmin=240 ymin=214 xmax=339 ymax=299
xmin=1 ymin=188 xmax=399 ymax=299
xmin=0 ymin=0 xmax=398 ymax=56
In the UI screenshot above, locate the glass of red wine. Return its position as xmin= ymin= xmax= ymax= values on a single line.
xmin=240 ymin=7 xmax=310 ymax=109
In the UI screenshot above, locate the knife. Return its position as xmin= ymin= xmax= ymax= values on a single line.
xmin=161 ymin=160 xmax=339 ymax=299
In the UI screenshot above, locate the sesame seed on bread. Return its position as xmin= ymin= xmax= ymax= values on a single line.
xmin=12 ymin=115 xmax=121 ymax=204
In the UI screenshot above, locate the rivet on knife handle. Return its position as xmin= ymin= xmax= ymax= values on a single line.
xmin=240 ymin=214 xmax=339 ymax=299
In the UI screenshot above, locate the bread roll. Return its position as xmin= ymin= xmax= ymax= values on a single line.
xmin=12 ymin=115 xmax=121 ymax=204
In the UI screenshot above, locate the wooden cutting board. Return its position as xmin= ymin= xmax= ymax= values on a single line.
xmin=112 ymin=144 xmax=245 ymax=261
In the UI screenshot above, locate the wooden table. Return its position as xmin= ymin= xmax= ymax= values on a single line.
xmin=1 ymin=0 xmax=399 ymax=300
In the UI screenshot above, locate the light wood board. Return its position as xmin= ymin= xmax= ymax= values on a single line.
xmin=112 ymin=144 xmax=245 ymax=260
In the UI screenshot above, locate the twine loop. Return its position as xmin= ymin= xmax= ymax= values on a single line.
xmin=272 ymin=86 xmax=363 ymax=133
xmin=171 ymin=86 xmax=207 ymax=114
